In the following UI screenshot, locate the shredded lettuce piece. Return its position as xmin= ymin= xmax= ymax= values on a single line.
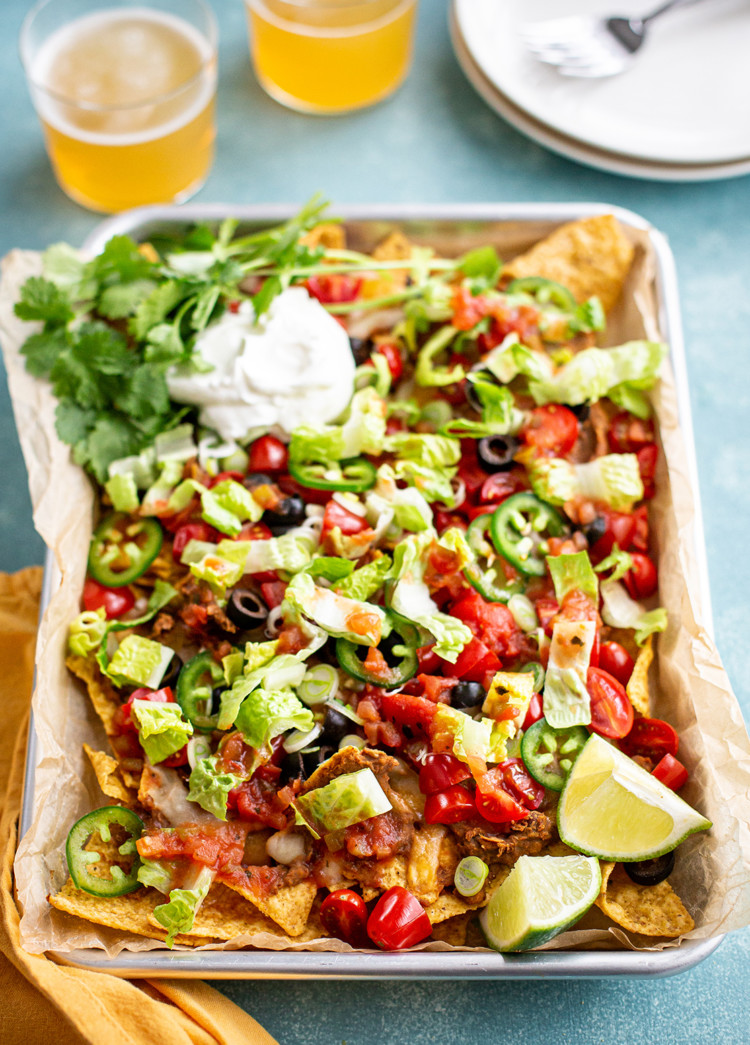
xmin=131 ymin=700 xmax=193 ymax=764
xmin=334 ymin=554 xmax=392 ymax=602
xmin=187 ymin=755 xmax=245 ymax=821
xmin=68 ymin=607 xmax=107 ymax=657
xmin=188 ymin=539 xmax=249 ymax=597
xmin=152 ymin=864 xmax=214 ymax=947
xmin=294 ymin=768 xmax=392 ymax=837
xmin=393 ymin=459 xmax=459 ymax=507
xmin=218 ymin=651 xmax=306 ymax=730
xmin=383 ymin=432 xmax=461 ymax=468
xmin=529 ymin=454 xmax=643 ymax=512
xmin=304 ymin=556 xmax=355 ymax=583
xmin=547 ymin=551 xmax=598 ymax=604
xmin=367 ymin=464 xmax=433 ymax=533
xmin=483 ymin=333 xmax=552 ymax=385
xmin=414 ymin=325 xmax=462 ymax=386
xmin=433 ymin=705 xmax=492 ymax=775
xmin=283 ymin=572 xmax=385 ymax=645
xmin=594 ymin=546 xmax=634 ymax=583
xmin=242 ymin=532 xmax=315 ymax=575
xmin=543 ymin=620 xmax=597 ymax=728
xmin=600 ymin=579 xmax=668 ymax=646
xmin=234 ymin=687 xmax=314 ymax=752
xmin=136 ymin=857 xmax=176 ymax=894
xmin=289 ymin=388 xmax=387 ymax=464
xmin=106 ymin=634 xmax=174 ymax=689
xmin=154 ymin=424 xmax=196 ymax=463
xmin=105 ymin=473 xmax=139 ymax=512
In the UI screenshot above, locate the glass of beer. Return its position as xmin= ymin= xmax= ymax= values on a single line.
xmin=20 ymin=0 xmax=218 ymax=213
xmin=245 ymin=0 xmax=418 ymax=114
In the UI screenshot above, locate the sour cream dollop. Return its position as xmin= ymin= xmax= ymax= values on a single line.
xmin=166 ymin=287 xmax=355 ymax=441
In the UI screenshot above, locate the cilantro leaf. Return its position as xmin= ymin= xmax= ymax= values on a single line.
xmin=20 ymin=327 xmax=68 ymax=376
xmin=116 ymin=364 xmax=170 ymax=420
xmin=73 ymin=415 xmax=143 ymax=481
xmin=91 ymin=235 xmax=156 ymax=285
xmin=130 ymin=280 xmax=186 ymax=340
xmin=143 ymin=323 xmax=185 ymax=364
xmin=14 ymin=277 xmax=73 ymax=326
xmin=55 ymin=400 xmax=96 ymax=445
xmin=98 ymin=278 xmax=158 ymax=319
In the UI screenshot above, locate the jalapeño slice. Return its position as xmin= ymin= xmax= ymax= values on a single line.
xmin=521 ymin=717 xmax=589 ymax=792
xmin=288 ymin=457 xmax=377 ymax=493
xmin=88 ymin=512 xmax=163 ymax=587
xmin=464 ymin=512 xmax=524 ymax=603
xmin=505 ymin=277 xmax=577 ymax=312
xmin=66 ymin=806 xmax=144 ymax=897
xmin=490 ymin=493 xmax=565 ymax=577
xmin=176 ymin=651 xmax=224 ymax=733
xmin=336 ymin=615 xmax=420 ymax=690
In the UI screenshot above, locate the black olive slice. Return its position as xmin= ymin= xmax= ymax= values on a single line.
xmin=349 ymin=336 xmax=373 ymax=366
xmin=465 ymin=368 xmax=496 ymax=413
xmin=160 ymin=653 xmax=184 ymax=691
xmin=582 ymin=515 xmax=607 ymax=547
xmin=319 ymin=705 xmax=351 ymax=747
xmin=477 ymin=435 xmax=520 ymax=473
xmin=568 ymin=402 xmax=591 ymax=422
xmin=450 ymin=680 xmax=486 ymax=711
xmin=226 ymin=589 xmax=268 ymax=629
xmin=263 ymin=493 xmax=306 ymax=535
xmin=623 ymin=851 xmax=675 ymax=887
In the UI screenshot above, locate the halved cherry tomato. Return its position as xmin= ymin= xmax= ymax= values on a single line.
xmin=416 ymin=644 xmax=441 ymax=674
xmin=608 ymin=412 xmax=655 ymax=454
xmin=636 ymin=443 xmax=658 ymax=500
xmin=367 ymin=886 xmax=432 ymax=950
xmin=118 ymin=686 xmax=174 ymax=733
xmin=320 ymin=889 xmax=369 ymax=948
xmin=521 ymin=404 xmax=580 ymax=457
xmin=457 ymin=440 xmax=489 ymax=501
xmin=162 ymin=745 xmax=189 ymax=768
xmin=373 ymin=341 xmax=403 ymax=383
xmin=419 ymin=752 xmax=472 ymax=795
xmin=171 ymin=521 xmax=220 ymax=563
xmin=590 ymin=509 xmax=637 ymax=559
xmin=248 ymin=435 xmax=289 ymax=475
xmin=631 ymin=505 xmax=650 ymax=552
xmin=586 ymin=667 xmax=634 ymax=739
xmin=478 ymin=469 xmax=528 ymax=506
xmin=424 ymin=784 xmax=476 ymax=824
xmin=624 ymin=552 xmax=658 ymax=600
xmin=82 ymin=578 xmax=135 ymax=620
xmin=444 ymin=636 xmax=501 ymax=683
xmin=238 ymin=521 xmax=274 ymax=542
xmin=475 ymin=767 xmax=527 ymax=823
xmin=259 ymin=580 xmax=288 ymax=609
xmin=522 ymin=692 xmax=544 ymax=730
xmin=652 ymin=753 xmax=688 ymax=791
xmin=620 ymin=717 xmax=679 ymax=761
xmin=321 ymin=499 xmax=371 ymax=539
xmin=305 ymin=273 xmax=362 ymax=304
xmin=599 ymin=641 xmax=635 ymax=686
xmin=496 ymin=758 xmax=545 ymax=809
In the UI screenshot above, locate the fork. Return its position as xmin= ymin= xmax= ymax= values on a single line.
xmin=520 ymin=0 xmax=707 ymax=78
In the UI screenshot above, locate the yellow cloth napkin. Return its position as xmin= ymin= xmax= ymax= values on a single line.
xmin=0 ymin=568 xmax=279 ymax=1045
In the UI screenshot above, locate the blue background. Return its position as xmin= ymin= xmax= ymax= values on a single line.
xmin=2 ymin=1 xmax=749 ymax=1041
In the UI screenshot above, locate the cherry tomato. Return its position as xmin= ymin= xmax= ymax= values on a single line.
xmin=587 ymin=667 xmax=634 ymax=739
xmin=278 ymin=474 xmax=330 ymax=506
xmin=636 ymin=443 xmax=658 ymax=500
xmin=320 ymin=889 xmax=370 ymax=947
xmin=497 ymin=758 xmax=545 ymax=809
xmin=321 ymin=499 xmax=371 ymax=540
xmin=305 ymin=273 xmax=362 ymax=304
xmin=475 ymin=768 xmax=527 ymax=823
xmin=522 ymin=692 xmax=544 ymax=730
xmin=82 ymin=578 xmax=135 ymax=620
xmin=521 ymin=404 xmax=580 ymax=457
xmin=624 ymin=553 xmax=658 ymax=600
xmin=631 ymin=505 xmax=650 ymax=552
xmin=652 ymin=753 xmax=689 ymax=791
xmin=457 ymin=441 xmax=489 ymax=501
xmin=373 ymin=341 xmax=404 ymax=382
xmin=478 ymin=469 xmax=528 ymax=506
xmin=599 ymin=641 xmax=635 ymax=686
xmin=424 ymin=784 xmax=476 ymax=824
xmin=380 ymin=692 xmax=439 ymax=737
xmin=367 ymin=886 xmax=432 ymax=950
xmin=118 ymin=686 xmax=174 ymax=733
xmin=444 ymin=636 xmax=501 ymax=683
xmin=238 ymin=521 xmax=274 ymax=542
xmin=171 ymin=521 xmax=220 ymax=563
xmin=608 ymin=412 xmax=655 ymax=454
xmin=620 ymin=717 xmax=679 ymax=761
xmin=248 ymin=435 xmax=289 ymax=475
xmin=162 ymin=745 xmax=189 ymax=768
xmin=259 ymin=580 xmax=288 ymax=609
xmin=590 ymin=509 xmax=637 ymax=559
xmin=416 ymin=644 xmax=441 ymax=674
xmin=419 ymin=752 xmax=472 ymax=795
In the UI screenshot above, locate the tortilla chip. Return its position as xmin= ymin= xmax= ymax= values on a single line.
xmin=407 ymin=825 xmax=448 ymax=906
xmin=504 ymin=215 xmax=635 ymax=312
xmin=595 ymin=862 xmax=694 ymax=937
xmin=627 ymin=634 xmax=654 ymax=716
xmin=300 ymin=223 xmax=346 ymax=251
xmin=218 ymin=871 xmax=318 ymax=938
xmin=372 ymin=231 xmax=413 ymax=261
xmin=83 ymin=744 xmax=134 ymax=804
xmin=424 ymin=891 xmax=473 ymax=925
xmin=362 ymin=855 xmax=408 ymax=902
xmin=49 ymin=879 xmax=200 ymax=945
xmin=430 ymin=913 xmax=472 ymax=947
xmin=67 ymin=654 xmax=120 ymax=737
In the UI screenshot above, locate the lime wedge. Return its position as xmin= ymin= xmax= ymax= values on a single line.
xmin=558 ymin=733 xmax=711 ymax=861
xmin=480 ymin=854 xmax=601 ymax=952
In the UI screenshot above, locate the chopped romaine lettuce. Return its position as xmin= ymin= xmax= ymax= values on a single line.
xmin=106 ymin=634 xmax=174 ymax=689
xmin=283 ymin=572 xmax=385 ymax=646
xmin=131 ymin=700 xmax=193 ymax=764
xmin=68 ymin=607 xmax=107 ymax=658
xmin=187 ymin=755 xmax=245 ymax=821
xmin=234 ymin=687 xmax=314 ymax=752
xmin=242 ymin=532 xmax=315 ymax=575
xmin=543 ymin=620 xmax=597 ymax=728
xmin=104 ymin=473 xmax=139 ymax=512
xmin=334 ymin=554 xmax=392 ymax=602
xmin=289 ymin=388 xmax=387 ymax=464
xmin=547 ymin=551 xmax=598 ymax=604
xmin=153 ymin=864 xmax=214 ymax=947
xmin=383 ymin=432 xmax=461 ymax=468
xmin=600 ymin=579 xmax=668 ymax=646
xmin=294 ymin=767 xmax=392 ymax=836
xmin=529 ymin=454 xmax=643 ymax=512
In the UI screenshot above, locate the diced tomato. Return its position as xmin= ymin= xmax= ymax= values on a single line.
xmin=305 ymin=273 xmax=362 ymax=304
xmin=379 ymin=692 xmax=439 ymax=739
xmin=620 ymin=717 xmax=679 ymax=761
xmin=276 ymin=623 xmax=307 ymax=655
xmin=320 ymin=889 xmax=369 ymax=948
xmin=116 ymin=686 xmax=173 ymax=734
xmin=590 ymin=509 xmax=638 ymax=559
xmin=449 ymin=589 xmax=525 ymax=661
xmin=137 ymin=822 xmax=248 ymax=869
xmin=534 ymin=595 xmax=560 ymax=636
xmin=162 ymin=745 xmax=189 ymax=768
xmin=416 ymin=644 xmax=441 ymax=674
xmin=624 ymin=552 xmax=658 ymax=600
xmin=652 ymin=753 xmax=688 ymax=791
xmin=82 ymin=578 xmax=135 ymax=619
xmin=419 ymin=752 xmax=472 ymax=795
xmin=599 ymin=641 xmax=635 ymax=686
xmin=248 ymin=435 xmax=289 ymax=475
xmin=260 ymin=580 xmax=288 ymax=609
xmin=637 ymin=443 xmax=658 ymax=500
xmin=451 ymin=286 xmax=490 ymax=330
xmin=631 ymin=505 xmax=650 ymax=552
xmin=521 ymin=404 xmax=580 ymax=457
xmin=321 ymin=499 xmax=371 ymax=539
xmin=373 ymin=341 xmax=403 ymax=383
xmin=231 ymin=775 xmax=290 ymax=830
xmin=478 ymin=468 xmax=528 ymax=506
xmin=522 ymin=692 xmax=544 ymax=730
xmin=445 ymin=636 xmax=501 ymax=683
xmin=367 ymin=887 xmax=432 ymax=950
xmin=171 ymin=521 xmax=220 ymax=562
xmin=208 ymin=470 xmax=245 ymax=487
xmin=424 ymin=784 xmax=476 ymax=824
xmin=608 ymin=413 xmax=655 ymax=454
xmin=587 ymin=667 xmax=634 ymax=739
xmin=457 ymin=440 xmax=490 ymax=501
xmin=477 ymin=304 xmax=540 ymax=351
xmin=402 ymin=674 xmax=457 ymax=703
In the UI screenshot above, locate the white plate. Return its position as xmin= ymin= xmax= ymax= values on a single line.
xmin=455 ymin=0 xmax=750 ymax=166
xmin=450 ymin=7 xmax=750 ymax=182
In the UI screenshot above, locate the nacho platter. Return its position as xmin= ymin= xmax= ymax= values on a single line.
xmin=13 ymin=201 xmax=735 ymax=976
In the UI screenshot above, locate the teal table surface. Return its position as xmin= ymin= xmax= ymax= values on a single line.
xmin=2 ymin=1 xmax=750 ymax=1041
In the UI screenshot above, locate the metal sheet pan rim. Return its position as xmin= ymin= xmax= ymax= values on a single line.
xmin=20 ymin=201 xmax=719 ymax=978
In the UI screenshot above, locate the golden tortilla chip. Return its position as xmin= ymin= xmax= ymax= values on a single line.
xmin=627 ymin=634 xmax=654 ymax=716
xmin=504 ymin=215 xmax=635 ymax=312
xmin=407 ymin=825 xmax=448 ymax=906
xmin=424 ymin=891 xmax=473 ymax=925
xmin=372 ymin=230 xmax=413 ymax=261
xmin=219 ymin=871 xmax=318 ymax=938
xmin=67 ymin=654 xmax=119 ymax=738
xmin=361 ymin=855 xmax=408 ymax=902
xmin=430 ymin=913 xmax=472 ymax=947
xmin=49 ymin=879 xmax=200 ymax=945
xmin=595 ymin=862 xmax=694 ymax=937
xmin=300 ymin=222 xmax=346 ymax=251
xmin=83 ymin=744 xmax=134 ymax=804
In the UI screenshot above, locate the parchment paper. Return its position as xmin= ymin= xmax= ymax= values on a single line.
xmin=2 ymin=216 xmax=750 ymax=959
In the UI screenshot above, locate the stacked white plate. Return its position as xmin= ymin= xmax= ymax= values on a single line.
xmin=451 ymin=0 xmax=750 ymax=181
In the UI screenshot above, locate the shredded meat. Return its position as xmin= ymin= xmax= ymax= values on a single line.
xmin=150 ymin=611 xmax=176 ymax=638
xmin=450 ymin=810 xmax=556 ymax=865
